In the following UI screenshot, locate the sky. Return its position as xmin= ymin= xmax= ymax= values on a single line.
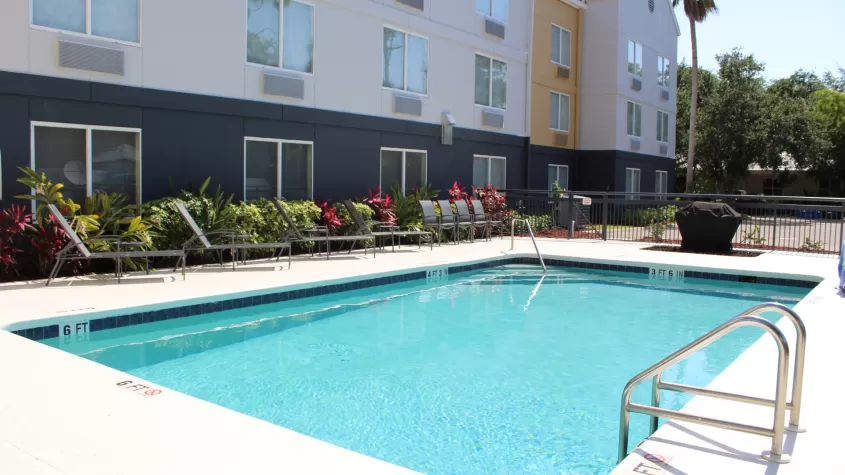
xmin=673 ymin=0 xmax=845 ymax=81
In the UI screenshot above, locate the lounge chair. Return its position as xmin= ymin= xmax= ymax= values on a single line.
xmin=342 ymin=200 xmax=434 ymax=251
xmin=471 ymin=200 xmax=505 ymax=240
xmin=271 ymin=198 xmax=377 ymax=259
xmin=420 ymin=200 xmax=456 ymax=244
xmin=455 ymin=200 xmax=488 ymax=242
xmin=437 ymin=200 xmax=472 ymax=243
xmin=174 ymin=202 xmax=291 ymax=270
xmin=46 ymin=204 xmax=186 ymax=286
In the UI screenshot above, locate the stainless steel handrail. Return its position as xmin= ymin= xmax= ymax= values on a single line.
xmin=619 ymin=315 xmax=793 ymax=464
xmin=510 ymin=218 xmax=546 ymax=272
xmin=649 ymin=302 xmax=806 ymax=435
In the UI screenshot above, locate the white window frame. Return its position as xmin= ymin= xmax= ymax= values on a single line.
xmin=627 ymin=40 xmax=643 ymax=77
xmin=380 ymin=147 xmax=428 ymax=195
xmin=549 ymin=90 xmax=570 ymax=133
xmin=627 ymin=101 xmax=643 ymax=138
xmin=473 ymin=155 xmax=506 ymax=188
xmin=551 ymin=24 xmax=571 ymax=68
xmin=657 ymin=55 xmax=671 ymax=89
xmin=625 ymin=167 xmax=641 ymax=200
xmin=381 ymin=26 xmax=429 ymax=96
xmin=548 ymin=164 xmax=569 ymax=190
xmin=245 ymin=0 xmax=315 ymax=75
xmin=29 ymin=0 xmax=143 ymax=46
xmin=30 ymin=121 xmax=143 ymax=206
xmin=657 ymin=110 xmax=670 ymax=143
xmin=475 ymin=53 xmax=508 ymax=110
xmin=476 ymin=0 xmax=508 ymax=23
xmin=243 ymin=137 xmax=314 ymax=200
xmin=655 ymin=170 xmax=668 ymax=197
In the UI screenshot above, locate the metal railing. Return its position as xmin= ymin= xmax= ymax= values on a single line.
xmin=619 ymin=304 xmax=807 ymax=465
xmin=510 ymin=218 xmax=546 ymax=272
xmin=501 ymin=190 xmax=845 ymax=256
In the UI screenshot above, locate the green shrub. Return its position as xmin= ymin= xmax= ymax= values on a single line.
xmin=145 ymin=178 xmax=235 ymax=251
xmin=510 ymin=211 xmax=552 ymax=231
xmin=639 ymin=205 xmax=679 ymax=241
xmin=336 ymin=201 xmax=374 ymax=235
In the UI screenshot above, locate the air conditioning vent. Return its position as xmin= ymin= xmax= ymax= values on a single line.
xmin=661 ymin=89 xmax=670 ymax=101
xmin=396 ymin=0 xmax=424 ymax=10
xmin=485 ymin=19 xmax=506 ymax=39
xmin=482 ymin=110 xmax=505 ymax=128
xmin=556 ymin=65 xmax=570 ymax=79
xmin=263 ymin=72 xmax=305 ymax=99
xmin=554 ymin=133 xmax=569 ymax=146
xmin=631 ymin=77 xmax=642 ymax=91
xmin=394 ymin=94 xmax=423 ymax=116
xmin=630 ymin=138 xmax=641 ymax=151
xmin=649 ymin=0 xmax=655 ymax=13
xmin=659 ymin=143 xmax=669 ymax=155
xmin=58 ymin=38 xmax=124 ymax=75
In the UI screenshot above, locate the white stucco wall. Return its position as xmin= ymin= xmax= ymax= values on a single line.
xmin=580 ymin=0 xmax=678 ymax=155
xmin=0 ymin=0 xmax=530 ymax=137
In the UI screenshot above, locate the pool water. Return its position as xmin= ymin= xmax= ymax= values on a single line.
xmin=45 ymin=266 xmax=808 ymax=474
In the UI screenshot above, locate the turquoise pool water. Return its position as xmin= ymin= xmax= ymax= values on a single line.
xmin=45 ymin=266 xmax=808 ymax=474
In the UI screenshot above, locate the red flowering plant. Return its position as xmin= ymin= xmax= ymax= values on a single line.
xmin=29 ymin=215 xmax=72 ymax=275
xmin=316 ymin=201 xmax=343 ymax=233
xmin=473 ymin=184 xmax=509 ymax=221
xmin=364 ymin=188 xmax=397 ymax=226
xmin=448 ymin=181 xmax=469 ymax=204
xmin=0 ymin=205 xmax=33 ymax=274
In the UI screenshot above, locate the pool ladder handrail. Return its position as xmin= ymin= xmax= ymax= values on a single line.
xmin=618 ymin=303 xmax=806 ymax=465
xmin=510 ymin=218 xmax=546 ymax=273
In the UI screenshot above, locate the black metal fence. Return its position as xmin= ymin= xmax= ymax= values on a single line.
xmin=501 ymin=190 xmax=845 ymax=256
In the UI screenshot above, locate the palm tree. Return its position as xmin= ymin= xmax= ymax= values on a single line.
xmin=674 ymin=0 xmax=718 ymax=191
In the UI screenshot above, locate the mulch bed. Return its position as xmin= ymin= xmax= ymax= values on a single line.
xmin=643 ymin=245 xmax=764 ymax=257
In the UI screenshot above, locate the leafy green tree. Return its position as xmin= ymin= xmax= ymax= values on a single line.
xmin=673 ymin=0 xmax=719 ymax=191
xmin=675 ymin=61 xmax=718 ymax=191
xmin=823 ymin=67 xmax=845 ymax=93
xmin=813 ymin=88 xmax=845 ymax=194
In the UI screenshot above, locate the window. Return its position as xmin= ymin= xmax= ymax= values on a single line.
xmin=549 ymin=91 xmax=571 ymax=132
xmin=380 ymin=148 xmax=427 ymax=195
xmin=551 ymin=24 xmax=571 ymax=67
xmin=475 ymin=54 xmax=507 ymax=109
xmin=473 ymin=155 xmax=506 ymax=189
xmin=383 ymin=28 xmax=428 ymax=94
xmin=657 ymin=56 xmax=671 ymax=88
xmin=247 ymin=0 xmax=314 ymax=73
xmin=32 ymin=0 xmax=140 ymax=43
xmin=625 ymin=168 xmax=641 ymax=200
xmin=548 ymin=165 xmax=569 ymax=191
xmin=627 ymin=40 xmax=643 ymax=77
xmin=476 ymin=0 xmax=507 ymax=22
xmin=31 ymin=122 xmax=141 ymax=205
xmin=656 ymin=110 xmax=670 ymax=143
xmin=655 ymin=170 xmax=668 ymax=196
xmin=244 ymin=138 xmax=313 ymax=201
xmin=627 ymin=101 xmax=642 ymax=137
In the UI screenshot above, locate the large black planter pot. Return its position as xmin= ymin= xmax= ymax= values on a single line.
xmin=675 ymin=202 xmax=742 ymax=253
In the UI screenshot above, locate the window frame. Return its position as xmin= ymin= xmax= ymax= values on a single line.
xmin=380 ymin=147 xmax=428 ymax=195
xmin=245 ymin=0 xmax=316 ymax=75
xmin=627 ymin=101 xmax=643 ymax=138
xmin=473 ymin=154 xmax=507 ymax=189
xmin=657 ymin=55 xmax=671 ymax=89
xmin=381 ymin=26 xmax=429 ymax=96
xmin=548 ymin=164 xmax=569 ymax=191
xmin=476 ymin=0 xmax=508 ymax=23
xmin=474 ymin=53 xmax=508 ymax=110
xmin=550 ymin=23 xmax=572 ymax=68
xmin=30 ymin=121 xmax=143 ymax=206
xmin=549 ymin=90 xmax=571 ymax=133
xmin=243 ymin=136 xmax=314 ymax=201
xmin=627 ymin=40 xmax=643 ymax=77
xmin=30 ymin=0 xmax=143 ymax=46
xmin=656 ymin=110 xmax=670 ymax=143
xmin=625 ymin=167 xmax=641 ymax=200
xmin=655 ymin=170 xmax=668 ymax=197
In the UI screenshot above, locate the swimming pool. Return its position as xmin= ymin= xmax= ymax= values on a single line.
xmin=42 ymin=264 xmax=809 ymax=474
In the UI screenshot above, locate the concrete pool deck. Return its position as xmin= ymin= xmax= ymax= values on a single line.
xmin=0 ymin=239 xmax=842 ymax=474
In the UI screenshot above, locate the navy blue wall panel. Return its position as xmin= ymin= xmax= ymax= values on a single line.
xmin=0 ymin=95 xmax=31 ymax=207
xmin=528 ymin=145 xmax=578 ymax=190
xmin=313 ymin=125 xmax=381 ymax=201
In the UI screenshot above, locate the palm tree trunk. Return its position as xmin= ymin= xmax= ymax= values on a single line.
xmin=684 ymin=18 xmax=699 ymax=192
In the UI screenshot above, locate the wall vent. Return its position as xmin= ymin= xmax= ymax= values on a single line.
xmin=631 ymin=77 xmax=642 ymax=91
xmin=485 ymin=19 xmax=506 ymax=39
xmin=661 ymin=89 xmax=670 ymax=101
xmin=649 ymin=0 xmax=655 ymax=13
xmin=630 ymin=138 xmax=641 ymax=151
xmin=396 ymin=0 xmax=424 ymax=10
xmin=58 ymin=38 xmax=124 ymax=75
xmin=394 ymin=94 xmax=423 ymax=116
xmin=556 ymin=65 xmax=571 ymax=79
xmin=659 ymin=143 xmax=669 ymax=155
xmin=482 ymin=110 xmax=505 ymax=128
xmin=263 ymin=72 xmax=305 ymax=99
xmin=554 ymin=133 xmax=569 ymax=146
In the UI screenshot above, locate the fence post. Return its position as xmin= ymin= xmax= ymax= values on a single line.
xmin=568 ymin=193 xmax=575 ymax=240
xmin=839 ymin=201 xmax=844 ymax=256
xmin=602 ymin=193 xmax=609 ymax=241
xmin=771 ymin=210 xmax=778 ymax=252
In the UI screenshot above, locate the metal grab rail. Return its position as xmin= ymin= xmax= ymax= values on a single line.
xmin=619 ymin=315 xmax=793 ymax=464
xmin=649 ymin=302 xmax=806 ymax=435
xmin=510 ymin=218 xmax=546 ymax=272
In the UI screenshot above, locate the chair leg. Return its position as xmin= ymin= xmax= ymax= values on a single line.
xmin=288 ymin=246 xmax=292 ymax=269
xmin=46 ymin=257 xmax=64 ymax=286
